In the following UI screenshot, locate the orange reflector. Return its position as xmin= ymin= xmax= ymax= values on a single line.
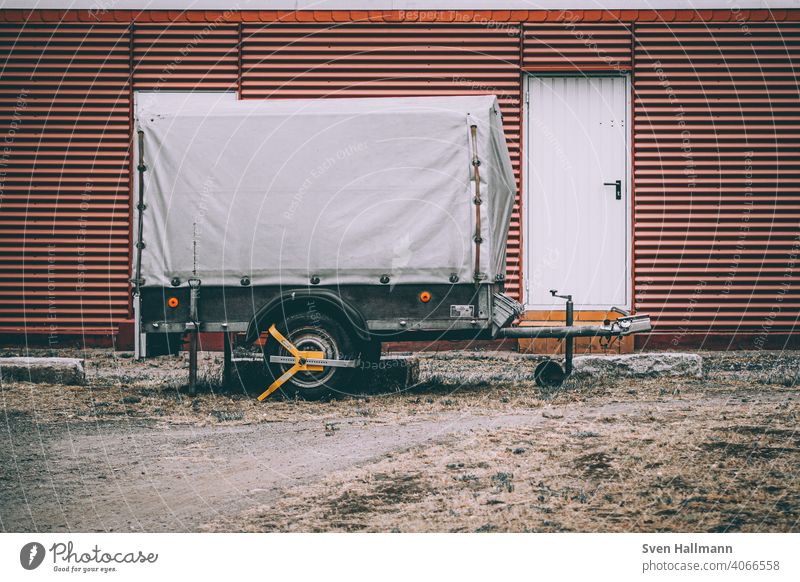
xmin=419 ymin=291 xmax=431 ymax=303
xmin=167 ymin=297 xmax=179 ymax=308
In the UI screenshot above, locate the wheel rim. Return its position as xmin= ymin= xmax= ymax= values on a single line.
xmin=280 ymin=326 xmax=339 ymax=390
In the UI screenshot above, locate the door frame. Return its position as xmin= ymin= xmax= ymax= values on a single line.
xmin=521 ymin=72 xmax=633 ymax=310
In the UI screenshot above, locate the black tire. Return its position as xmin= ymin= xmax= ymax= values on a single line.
xmin=534 ymin=359 xmax=566 ymax=388
xmin=264 ymin=311 xmax=358 ymax=400
xmin=145 ymin=332 xmax=184 ymax=357
xmin=360 ymin=339 xmax=382 ymax=365
xmin=356 ymin=339 xmax=382 ymax=394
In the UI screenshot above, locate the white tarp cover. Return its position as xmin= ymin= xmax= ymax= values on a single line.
xmin=134 ymin=93 xmax=516 ymax=288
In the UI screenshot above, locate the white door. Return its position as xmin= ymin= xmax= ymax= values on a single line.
xmin=524 ymin=75 xmax=630 ymax=309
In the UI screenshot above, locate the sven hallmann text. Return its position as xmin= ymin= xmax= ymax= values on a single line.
xmin=642 ymin=543 xmax=733 ymax=555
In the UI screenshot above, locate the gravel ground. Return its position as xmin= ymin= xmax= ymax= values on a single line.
xmin=0 ymin=348 xmax=798 ymax=532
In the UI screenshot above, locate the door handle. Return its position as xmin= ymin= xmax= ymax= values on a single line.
xmin=604 ymin=180 xmax=621 ymax=200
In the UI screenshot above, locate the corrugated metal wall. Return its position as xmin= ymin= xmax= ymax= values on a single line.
xmin=634 ymin=23 xmax=800 ymax=333
xmin=0 ymin=12 xmax=798 ymax=340
xmin=241 ymin=23 xmax=522 ymax=296
xmin=132 ymin=23 xmax=239 ymax=90
xmin=522 ymin=23 xmax=632 ymax=71
xmin=0 ymin=23 xmax=130 ymax=334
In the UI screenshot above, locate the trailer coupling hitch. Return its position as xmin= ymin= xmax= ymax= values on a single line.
xmin=257 ymin=324 xmax=359 ymax=401
xmin=496 ymin=290 xmax=652 ymax=389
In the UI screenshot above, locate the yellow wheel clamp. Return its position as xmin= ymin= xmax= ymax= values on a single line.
xmin=257 ymin=324 xmax=359 ymax=401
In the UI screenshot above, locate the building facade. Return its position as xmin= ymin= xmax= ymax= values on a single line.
xmin=0 ymin=8 xmax=798 ymax=350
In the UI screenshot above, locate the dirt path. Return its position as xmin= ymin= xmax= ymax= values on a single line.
xmin=1 ymin=409 xmax=538 ymax=532
xmin=2 ymin=391 xmax=790 ymax=533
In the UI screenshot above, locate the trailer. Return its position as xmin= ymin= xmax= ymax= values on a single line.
xmin=133 ymin=93 xmax=650 ymax=398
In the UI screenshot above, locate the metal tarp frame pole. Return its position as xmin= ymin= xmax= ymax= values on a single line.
xmin=469 ymin=120 xmax=483 ymax=284
xmin=133 ymin=129 xmax=147 ymax=360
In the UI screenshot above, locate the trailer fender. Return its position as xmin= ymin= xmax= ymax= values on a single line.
xmin=245 ymin=289 xmax=371 ymax=344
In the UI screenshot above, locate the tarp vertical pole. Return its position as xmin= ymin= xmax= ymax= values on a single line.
xmin=134 ymin=129 xmax=147 ymax=359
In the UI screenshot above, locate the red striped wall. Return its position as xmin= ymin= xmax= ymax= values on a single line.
xmin=522 ymin=22 xmax=632 ymax=71
xmin=132 ymin=23 xmax=239 ymax=90
xmin=0 ymin=23 xmax=130 ymax=334
xmin=1 ymin=10 xmax=798 ymax=342
xmin=633 ymin=23 xmax=800 ymax=334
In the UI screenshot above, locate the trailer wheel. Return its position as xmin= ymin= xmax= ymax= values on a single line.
xmin=264 ymin=312 xmax=357 ymax=400
xmin=534 ymin=360 xmax=565 ymax=389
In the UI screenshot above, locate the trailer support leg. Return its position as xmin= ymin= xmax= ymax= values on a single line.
xmin=188 ymin=329 xmax=198 ymax=395
xmin=564 ymin=296 xmax=574 ymax=376
xmin=223 ymin=331 xmax=232 ymax=390
xmin=187 ymin=278 xmax=202 ymax=396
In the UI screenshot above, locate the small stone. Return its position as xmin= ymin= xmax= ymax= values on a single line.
xmin=542 ymin=410 xmax=564 ymax=419
xmin=211 ymin=410 xmax=244 ymax=422
xmin=572 ymin=431 xmax=600 ymax=439
xmin=0 ymin=357 xmax=85 ymax=385
xmin=572 ymin=353 xmax=703 ymax=379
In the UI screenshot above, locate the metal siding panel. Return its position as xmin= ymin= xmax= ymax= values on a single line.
xmin=240 ymin=23 xmax=523 ymax=299
xmin=0 ymin=23 xmax=131 ymax=334
xmin=634 ymin=23 xmax=800 ymax=333
xmin=132 ymin=23 xmax=239 ymax=90
xmin=522 ymin=23 xmax=632 ymax=71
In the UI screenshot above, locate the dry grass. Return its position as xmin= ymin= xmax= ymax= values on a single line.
xmin=208 ymin=384 xmax=799 ymax=533
xmin=2 ymin=348 xmax=799 ymax=533
xmin=0 ymin=350 xmax=740 ymax=427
